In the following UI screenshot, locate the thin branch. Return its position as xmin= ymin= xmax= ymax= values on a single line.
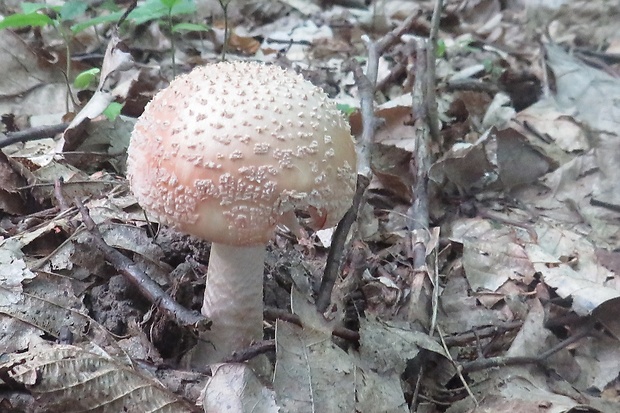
xmin=408 ymin=3 xmax=444 ymax=410
xmin=316 ymin=176 xmax=368 ymax=312
xmin=117 ymin=0 xmax=137 ymax=27
xmin=317 ymin=13 xmax=420 ymax=313
xmin=0 ymin=123 xmax=69 ymax=149
xmin=425 ymin=0 xmax=442 ymax=142
xmin=264 ymin=307 xmax=360 ymax=342
xmin=459 ymin=319 xmax=594 ymax=374
xmin=442 ymin=321 xmax=523 ymax=347
xmin=409 ymin=39 xmax=430 ymax=234
xmin=74 ymin=198 xmax=208 ymax=328
xmin=438 ymin=326 xmax=479 ymax=407
xmin=226 ymin=340 xmax=276 ymax=363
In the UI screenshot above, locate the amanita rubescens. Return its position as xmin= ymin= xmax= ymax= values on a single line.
xmin=126 ymin=61 xmax=357 ymax=363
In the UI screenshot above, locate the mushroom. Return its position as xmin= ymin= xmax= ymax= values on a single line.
xmin=126 ymin=61 xmax=357 ymax=363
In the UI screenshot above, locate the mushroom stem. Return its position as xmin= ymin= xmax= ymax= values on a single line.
xmin=201 ymin=243 xmax=266 ymax=362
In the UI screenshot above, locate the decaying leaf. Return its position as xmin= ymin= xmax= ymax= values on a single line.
xmin=1 ymin=344 xmax=196 ymax=412
xmin=273 ymin=320 xmax=356 ymax=412
xmin=0 ymin=31 xmax=68 ymax=117
xmin=0 ymin=150 xmax=26 ymax=214
xmin=358 ymin=317 xmax=447 ymax=376
xmin=200 ymin=363 xmax=278 ymax=413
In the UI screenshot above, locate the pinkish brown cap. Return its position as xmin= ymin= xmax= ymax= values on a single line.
xmin=127 ymin=61 xmax=357 ymax=246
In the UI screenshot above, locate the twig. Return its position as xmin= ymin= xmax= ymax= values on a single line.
xmin=409 ymin=3 xmax=444 ymax=410
xmin=408 ymin=39 xmax=430 ymax=235
xmin=53 ymin=178 xmax=72 ymax=213
xmin=225 ymin=340 xmax=276 ymax=363
xmin=264 ymin=307 xmax=360 ymax=342
xmin=53 ymin=178 xmax=80 ymax=231
xmin=438 ymin=326 xmax=479 ymax=407
xmin=117 ymin=0 xmax=137 ymax=27
xmin=0 ymin=123 xmax=69 ymax=149
xmin=425 ymin=0 xmax=442 ymax=142
xmin=317 ymin=13 xmax=420 ymax=313
xmin=442 ymin=321 xmax=523 ymax=347
xmin=74 ymin=198 xmax=207 ymax=328
xmin=410 ymin=364 xmax=425 ymax=413
xmin=459 ymin=319 xmax=594 ymax=374
xmin=316 ymin=176 xmax=368 ymax=312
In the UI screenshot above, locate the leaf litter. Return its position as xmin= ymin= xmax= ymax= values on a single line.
xmin=0 ymin=0 xmax=620 ymax=412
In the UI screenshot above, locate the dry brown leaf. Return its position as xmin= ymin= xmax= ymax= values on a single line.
xmin=273 ymin=320 xmax=356 ymax=412
xmin=452 ymin=217 xmax=536 ymax=292
xmin=200 ymin=363 xmax=278 ymax=413
xmin=0 ymin=150 xmax=26 ymax=214
xmin=0 ymin=31 xmax=68 ymax=117
xmin=495 ymin=128 xmax=551 ymax=190
xmin=1 ymin=344 xmax=196 ymax=412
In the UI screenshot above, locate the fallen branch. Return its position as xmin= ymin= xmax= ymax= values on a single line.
xmin=317 ymin=12 xmax=421 ymax=313
xmin=408 ymin=1 xmax=444 ymax=411
xmin=226 ymin=340 xmax=276 ymax=363
xmin=0 ymin=123 xmax=69 ymax=149
xmin=74 ymin=197 xmax=208 ymax=328
xmin=459 ymin=319 xmax=594 ymax=374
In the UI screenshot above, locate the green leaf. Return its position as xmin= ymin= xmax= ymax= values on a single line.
xmin=169 ymin=0 xmax=196 ymax=15
xmin=337 ymin=103 xmax=357 ymax=117
xmin=71 ymin=10 xmax=124 ymax=33
xmin=103 ymin=102 xmax=124 ymax=121
xmin=128 ymin=0 xmax=196 ymax=25
xmin=435 ymin=39 xmax=446 ymax=58
xmin=172 ymin=22 xmax=210 ymax=33
xmin=74 ymin=68 xmax=101 ymax=89
xmin=128 ymin=0 xmax=168 ymax=24
xmin=482 ymin=59 xmax=494 ymax=73
xmin=160 ymin=0 xmax=182 ymax=9
xmin=0 ymin=13 xmax=54 ymax=30
xmin=60 ymin=1 xmax=88 ymax=21
xmin=20 ymin=3 xmax=53 ymax=14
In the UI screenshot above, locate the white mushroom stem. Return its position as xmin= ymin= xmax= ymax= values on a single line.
xmin=201 ymin=243 xmax=266 ymax=362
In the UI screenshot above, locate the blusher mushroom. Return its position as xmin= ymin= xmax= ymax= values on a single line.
xmin=126 ymin=61 xmax=357 ymax=363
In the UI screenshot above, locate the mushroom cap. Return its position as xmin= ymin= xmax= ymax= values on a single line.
xmin=127 ymin=61 xmax=357 ymax=246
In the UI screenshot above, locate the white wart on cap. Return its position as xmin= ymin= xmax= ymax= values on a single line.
xmin=127 ymin=61 xmax=357 ymax=246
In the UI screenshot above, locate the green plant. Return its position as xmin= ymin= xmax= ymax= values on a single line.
xmin=216 ymin=0 xmax=232 ymax=61
xmin=0 ymin=1 xmax=90 ymax=110
xmin=0 ymin=0 xmax=210 ymax=81
xmin=147 ymin=0 xmax=210 ymax=76
xmin=73 ymin=67 xmax=101 ymax=89
xmin=435 ymin=39 xmax=446 ymax=59
xmin=337 ymin=103 xmax=357 ymax=118
xmin=482 ymin=58 xmax=504 ymax=80
xmin=72 ymin=67 xmax=124 ymax=121
xmin=103 ymin=101 xmax=124 ymax=121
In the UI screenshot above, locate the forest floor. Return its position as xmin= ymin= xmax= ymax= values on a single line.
xmin=0 ymin=0 xmax=620 ymax=412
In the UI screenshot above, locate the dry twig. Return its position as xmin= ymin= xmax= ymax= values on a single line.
xmin=408 ymin=2 xmax=443 ymax=411
xmin=0 ymin=123 xmax=69 ymax=149
xmin=438 ymin=326 xmax=479 ymax=407
xmin=264 ymin=307 xmax=360 ymax=342
xmin=226 ymin=340 xmax=276 ymax=363
xmin=459 ymin=319 xmax=594 ymax=374
xmin=317 ymin=12 xmax=421 ymax=313
xmin=74 ymin=198 xmax=207 ymax=328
